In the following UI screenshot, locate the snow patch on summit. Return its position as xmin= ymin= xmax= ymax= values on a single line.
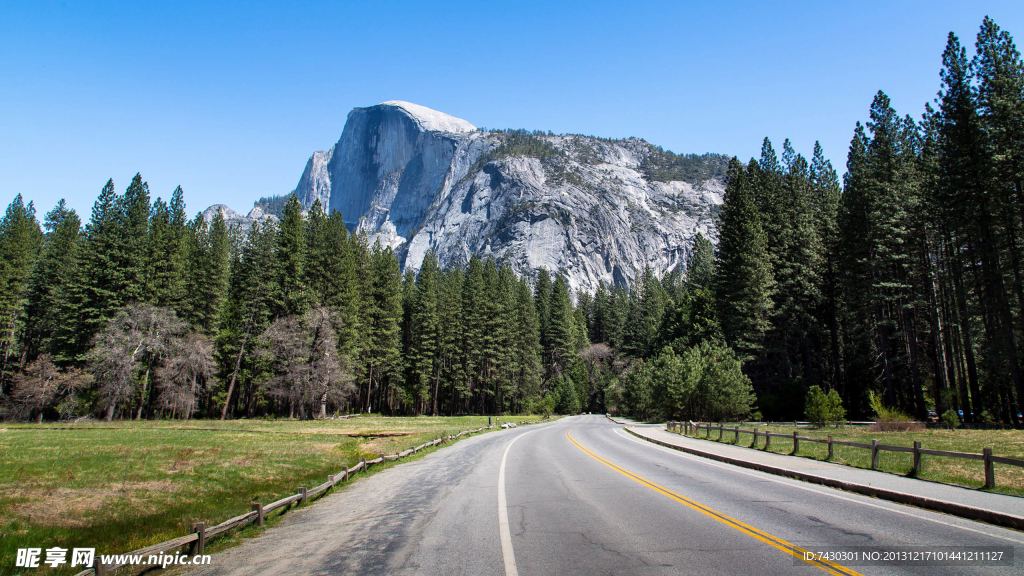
xmin=379 ymin=101 xmax=476 ymax=134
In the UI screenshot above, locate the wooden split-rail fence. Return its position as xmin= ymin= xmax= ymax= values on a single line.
xmin=74 ymin=417 xmax=549 ymax=576
xmin=666 ymin=421 xmax=1024 ymax=491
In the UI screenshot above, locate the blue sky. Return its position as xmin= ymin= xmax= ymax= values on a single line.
xmin=2 ymin=1 xmax=1022 ymax=220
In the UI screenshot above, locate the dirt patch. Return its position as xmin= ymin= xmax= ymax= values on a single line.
xmin=868 ymin=421 xmax=925 ymax=432
xmin=5 ymin=481 xmax=177 ymax=527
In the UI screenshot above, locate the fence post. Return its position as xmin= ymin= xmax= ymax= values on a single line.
xmin=913 ymin=441 xmax=921 ymax=475
xmin=793 ymin=431 xmax=799 ymax=454
xmin=871 ymin=440 xmax=879 ymax=470
xmin=189 ymin=522 xmax=206 ymax=556
xmin=360 ymin=457 xmax=366 ymax=470
xmin=92 ymin=558 xmax=107 ymax=576
xmin=765 ymin=431 xmax=771 ymax=450
xmin=718 ymin=424 xmax=723 ymax=441
xmin=735 ymin=426 xmax=740 ymax=443
xmin=751 ymin=430 xmax=758 ymax=449
xmin=827 ymin=435 xmax=833 ymax=460
xmin=983 ymin=448 xmax=995 ymax=489
xmin=252 ymin=502 xmax=265 ymax=527
xmin=299 ymin=487 xmax=308 ymax=504
xmin=343 ymin=465 xmax=349 ymax=482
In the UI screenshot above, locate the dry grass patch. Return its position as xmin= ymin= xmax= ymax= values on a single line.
xmin=684 ymin=424 xmax=1024 ymax=496
xmin=0 ymin=415 xmax=540 ymax=575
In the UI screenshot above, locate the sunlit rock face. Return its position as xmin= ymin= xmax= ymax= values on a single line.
xmin=289 ymin=101 xmax=726 ymax=293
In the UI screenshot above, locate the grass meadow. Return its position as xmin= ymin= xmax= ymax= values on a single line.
xmin=678 ymin=424 xmax=1024 ymax=496
xmin=0 ymin=415 xmax=539 ymax=575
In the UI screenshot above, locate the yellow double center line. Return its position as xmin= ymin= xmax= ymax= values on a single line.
xmin=566 ymin=430 xmax=864 ymax=576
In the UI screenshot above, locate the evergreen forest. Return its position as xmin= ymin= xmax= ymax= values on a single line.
xmin=1 ymin=17 xmax=1022 ymax=426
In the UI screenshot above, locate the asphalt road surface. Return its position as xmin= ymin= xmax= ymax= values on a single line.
xmin=188 ymin=414 xmax=1024 ymax=576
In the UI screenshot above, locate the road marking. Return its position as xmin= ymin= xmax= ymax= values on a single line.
xmin=498 ymin=429 xmax=534 ymax=576
xmin=613 ymin=428 xmax=1024 ymax=545
xmin=566 ymin=429 xmax=864 ymax=576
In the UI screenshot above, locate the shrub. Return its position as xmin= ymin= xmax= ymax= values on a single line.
xmin=552 ymin=376 xmax=581 ymax=415
xmin=526 ymin=394 xmax=555 ymax=416
xmin=940 ymin=409 xmax=960 ymax=430
xmin=804 ymin=385 xmax=846 ymax=428
xmin=625 ymin=341 xmax=754 ymax=422
xmin=867 ymin=391 xmax=922 ymax=431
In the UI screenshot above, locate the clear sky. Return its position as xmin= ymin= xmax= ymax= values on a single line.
xmin=3 ymin=1 xmax=1022 ymax=220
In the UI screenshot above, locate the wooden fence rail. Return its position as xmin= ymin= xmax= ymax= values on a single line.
xmin=665 ymin=421 xmax=1024 ymax=491
xmin=74 ymin=417 xmax=549 ymax=576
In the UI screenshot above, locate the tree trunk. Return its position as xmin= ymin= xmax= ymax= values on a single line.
xmin=187 ymin=375 xmax=198 ymax=419
xmin=927 ymin=266 xmax=949 ymax=416
xmin=221 ymin=338 xmax=247 ymax=420
xmin=875 ymin=303 xmax=897 ymax=407
xmin=902 ymin=304 xmax=927 ymax=420
xmin=135 ymin=365 xmax=150 ymax=420
xmin=951 ymin=249 xmax=981 ymax=420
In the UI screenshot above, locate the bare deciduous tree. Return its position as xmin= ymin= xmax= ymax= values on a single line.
xmin=3 ymin=354 xmax=91 ymax=421
xmin=88 ymin=303 xmax=186 ymax=421
xmin=261 ymin=306 xmax=354 ymax=419
xmin=157 ymin=331 xmax=215 ymax=419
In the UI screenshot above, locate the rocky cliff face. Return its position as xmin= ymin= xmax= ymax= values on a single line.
xmin=202 ymin=203 xmax=279 ymax=232
xmin=237 ymin=101 xmax=727 ymax=293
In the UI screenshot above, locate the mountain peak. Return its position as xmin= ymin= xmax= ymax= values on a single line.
xmin=377 ymin=100 xmax=476 ymax=134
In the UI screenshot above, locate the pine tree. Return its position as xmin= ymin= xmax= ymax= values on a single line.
xmin=810 ymin=142 xmax=844 ymax=393
xmin=715 ymin=158 xmax=775 ymax=361
xmin=773 ymin=150 xmax=824 ymax=389
xmin=624 ymin=266 xmax=666 ymax=357
xmin=276 ymin=195 xmax=310 ymax=316
xmin=75 ymin=179 xmax=122 ymax=357
xmin=219 ymin=220 xmax=280 ymax=418
xmin=512 ymin=276 xmax=543 ymax=412
xmin=181 ymin=212 xmax=230 ymax=335
xmin=362 ymin=241 xmax=402 ymax=413
xmin=0 ymin=195 xmax=43 ymax=387
xmin=534 ymin=268 xmax=552 ymax=352
xmin=410 ymin=251 xmax=441 ymax=414
xmin=305 ymin=205 xmax=360 ymax=359
xmin=461 ymin=255 xmax=487 ymax=411
xmin=546 ymin=274 xmax=577 ymax=375
xmin=686 ymin=233 xmax=715 ymax=291
xmin=22 ymin=200 xmax=81 ymax=364
xmin=438 ymin=266 xmax=465 ymax=414
xmin=974 ymin=18 xmax=1024 ymax=415
xmin=115 ymin=173 xmax=151 ymax=304
xmin=936 ymin=32 xmax=1022 ymax=418
xmin=591 ymin=282 xmax=609 ymax=344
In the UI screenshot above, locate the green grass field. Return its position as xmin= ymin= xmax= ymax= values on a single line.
xmin=0 ymin=415 xmax=540 ymax=575
xmin=677 ymin=424 xmax=1024 ymax=496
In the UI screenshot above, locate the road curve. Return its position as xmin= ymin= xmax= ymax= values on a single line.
xmin=187 ymin=415 xmax=1023 ymax=576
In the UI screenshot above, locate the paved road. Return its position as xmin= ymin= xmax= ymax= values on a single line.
xmin=189 ymin=415 xmax=1024 ymax=576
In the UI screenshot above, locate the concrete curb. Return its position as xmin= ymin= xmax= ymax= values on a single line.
xmin=624 ymin=427 xmax=1024 ymax=532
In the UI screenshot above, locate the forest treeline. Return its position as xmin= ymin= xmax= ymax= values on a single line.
xmin=713 ymin=17 xmax=1024 ymax=425
xmin=0 ymin=183 xmax=606 ymax=420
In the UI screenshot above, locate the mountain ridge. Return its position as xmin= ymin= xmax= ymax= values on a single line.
xmin=220 ymin=102 xmax=728 ymax=293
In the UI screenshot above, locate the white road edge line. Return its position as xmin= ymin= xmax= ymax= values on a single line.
xmin=499 ymin=429 xmax=535 ymax=576
xmin=612 ymin=427 xmax=1024 ymax=545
